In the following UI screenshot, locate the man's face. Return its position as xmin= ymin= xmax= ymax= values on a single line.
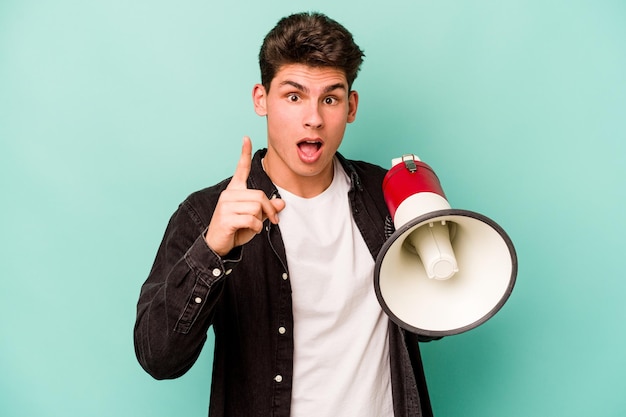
xmin=253 ymin=63 xmax=358 ymax=197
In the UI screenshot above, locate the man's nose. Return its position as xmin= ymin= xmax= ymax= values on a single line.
xmin=303 ymin=102 xmax=323 ymax=129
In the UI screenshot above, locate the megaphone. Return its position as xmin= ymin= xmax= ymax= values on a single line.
xmin=374 ymin=154 xmax=517 ymax=337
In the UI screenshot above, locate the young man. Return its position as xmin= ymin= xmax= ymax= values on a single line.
xmin=134 ymin=12 xmax=434 ymax=417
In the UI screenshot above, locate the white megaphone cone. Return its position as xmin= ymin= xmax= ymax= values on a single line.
xmin=374 ymin=154 xmax=517 ymax=337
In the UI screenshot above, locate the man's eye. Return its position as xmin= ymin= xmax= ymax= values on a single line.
xmin=287 ymin=94 xmax=300 ymax=102
xmin=324 ymin=97 xmax=338 ymax=105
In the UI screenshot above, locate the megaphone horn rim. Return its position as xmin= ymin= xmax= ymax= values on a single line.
xmin=374 ymin=208 xmax=518 ymax=337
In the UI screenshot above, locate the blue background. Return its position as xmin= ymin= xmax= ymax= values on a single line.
xmin=1 ymin=1 xmax=625 ymax=416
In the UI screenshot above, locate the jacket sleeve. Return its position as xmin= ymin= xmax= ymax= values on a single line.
xmin=133 ymin=197 xmax=240 ymax=380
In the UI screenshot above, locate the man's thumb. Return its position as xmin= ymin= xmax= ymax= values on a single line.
xmin=271 ymin=197 xmax=286 ymax=215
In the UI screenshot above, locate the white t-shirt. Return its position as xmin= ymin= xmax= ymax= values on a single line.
xmin=275 ymin=157 xmax=394 ymax=417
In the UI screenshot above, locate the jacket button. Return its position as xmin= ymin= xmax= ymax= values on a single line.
xmin=194 ymin=297 xmax=202 ymax=304
xmin=274 ymin=375 xmax=283 ymax=383
xmin=212 ymin=268 xmax=221 ymax=277
xmin=278 ymin=326 xmax=286 ymax=334
xmin=281 ymin=272 xmax=288 ymax=280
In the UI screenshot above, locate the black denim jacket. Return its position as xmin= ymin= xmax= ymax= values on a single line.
xmin=134 ymin=149 xmax=434 ymax=417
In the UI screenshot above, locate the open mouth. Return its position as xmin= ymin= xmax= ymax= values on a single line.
xmin=297 ymin=139 xmax=323 ymax=157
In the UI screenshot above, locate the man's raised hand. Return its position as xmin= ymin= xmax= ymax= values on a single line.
xmin=205 ymin=137 xmax=285 ymax=256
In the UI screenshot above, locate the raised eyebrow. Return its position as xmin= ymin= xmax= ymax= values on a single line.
xmin=323 ymin=83 xmax=348 ymax=94
xmin=280 ymin=80 xmax=308 ymax=93
xmin=279 ymin=81 xmax=348 ymax=95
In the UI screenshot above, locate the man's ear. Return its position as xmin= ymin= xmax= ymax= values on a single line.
xmin=347 ymin=90 xmax=359 ymax=123
xmin=253 ymin=84 xmax=267 ymax=116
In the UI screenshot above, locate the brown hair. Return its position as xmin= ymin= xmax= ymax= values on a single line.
xmin=259 ymin=12 xmax=365 ymax=91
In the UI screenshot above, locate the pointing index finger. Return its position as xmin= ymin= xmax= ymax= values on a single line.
xmin=228 ymin=136 xmax=252 ymax=190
